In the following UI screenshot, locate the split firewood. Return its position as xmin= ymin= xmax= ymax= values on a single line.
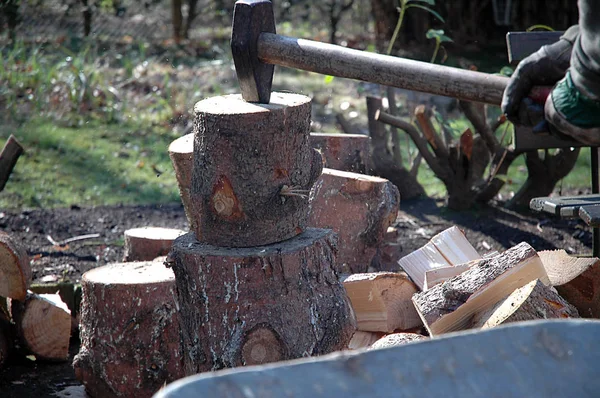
xmin=423 ymin=262 xmax=472 ymax=291
xmin=0 ymin=307 xmax=11 ymax=369
xmin=430 ymin=226 xmax=481 ymax=265
xmin=123 ymin=227 xmax=186 ymax=262
xmin=538 ymin=249 xmax=600 ymax=317
xmin=0 ymin=231 xmax=31 ymax=301
xmin=343 ymin=272 xmax=421 ymax=332
xmin=310 ymin=132 xmax=371 ymax=174
xmin=168 ymin=133 xmax=194 ymax=230
xmin=74 ymin=261 xmax=184 ymax=397
xmin=9 ymin=292 xmax=71 ymax=361
xmin=308 ymin=168 xmax=400 ymax=274
xmin=413 ymin=242 xmax=549 ymax=336
xmin=369 ymin=333 xmax=427 ymax=350
xmin=398 ymin=227 xmax=481 ymax=290
xmin=471 ymin=279 xmax=579 ymax=329
xmin=347 ymin=331 xmax=385 ymax=350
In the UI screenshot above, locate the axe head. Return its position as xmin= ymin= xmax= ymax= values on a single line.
xmin=231 ymin=0 xmax=275 ymax=104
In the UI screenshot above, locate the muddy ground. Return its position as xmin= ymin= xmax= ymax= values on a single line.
xmin=0 ymin=196 xmax=593 ymax=397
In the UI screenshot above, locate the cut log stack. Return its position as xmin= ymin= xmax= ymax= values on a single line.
xmin=308 ymin=168 xmax=400 ymax=274
xmin=0 ymin=232 xmax=73 ymax=368
xmin=165 ymin=92 xmax=355 ymax=376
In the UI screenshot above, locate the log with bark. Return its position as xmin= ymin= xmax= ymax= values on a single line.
xmin=73 ymin=261 xmax=183 ymax=398
xmin=168 ymin=133 xmax=194 ymax=230
xmin=310 ymin=133 xmax=371 ymax=174
xmin=0 ymin=134 xmax=24 ymax=192
xmin=343 ymin=272 xmax=421 ymax=332
xmin=189 ymin=93 xmax=323 ymax=247
xmin=123 ymin=227 xmax=186 ymax=262
xmin=308 ymin=168 xmax=399 ymax=273
xmin=470 ymin=279 xmax=579 ymax=329
xmin=0 ymin=231 xmax=31 ymax=301
xmin=0 ymin=307 xmax=11 ymax=369
xmin=412 ymin=242 xmax=549 ymax=335
xmin=167 ymin=229 xmax=356 ymax=376
xmin=9 ymin=292 xmax=71 ymax=361
xmin=538 ymin=249 xmax=600 ymax=318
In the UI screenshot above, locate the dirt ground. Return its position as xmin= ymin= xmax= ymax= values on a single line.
xmin=0 ymin=197 xmax=593 ymax=397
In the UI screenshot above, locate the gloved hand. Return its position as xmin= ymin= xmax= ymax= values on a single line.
xmin=501 ymin=36 xmax=574 ymax=128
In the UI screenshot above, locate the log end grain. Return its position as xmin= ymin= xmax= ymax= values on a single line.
xmin=123 ymin=227 xmax=186 ymax=262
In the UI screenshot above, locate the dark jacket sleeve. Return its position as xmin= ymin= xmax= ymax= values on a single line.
xmin=570 ymin=0 xmax=600 ymax=100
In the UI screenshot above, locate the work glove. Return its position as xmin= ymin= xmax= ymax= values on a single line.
xmin=501 ymin=35 xmax=573 ymax=129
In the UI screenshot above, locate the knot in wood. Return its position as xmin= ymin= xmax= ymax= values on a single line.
xmin=241 ymin=326 xmax=284 ymax=366
xmin=212 ymin=191 xmax=235 ymax=217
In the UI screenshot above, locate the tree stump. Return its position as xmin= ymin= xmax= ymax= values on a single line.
xmin=190 ymin=93 xmax=323 ymax=247
xmin=308 ymin=168 xmax=399 ymax=273
xmin=310 ymin=133 xmax=371 ymax=173
xmin=123 ymin=227 xmax=186 ymax=262
xmin=73 ymin=261 xmax=184 ymax=398
xmin=0 ymin=231 xmax=31 ymax=301
xmin=9 ymin=292 xmax=71 ymax=361
xmin=167 ymin=229 xmax=356 ymax=375
xmin=168 ymin=133 xmax=194 ymax=230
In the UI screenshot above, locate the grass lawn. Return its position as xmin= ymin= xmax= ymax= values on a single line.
xmin=0 ymin=119 xmax=180 ymax=210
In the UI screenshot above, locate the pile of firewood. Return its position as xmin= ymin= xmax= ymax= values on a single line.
xmin=0 ymin=231 xmax=73 ymax=367
xmin=342 ymin=226 xmax=599 ymax=350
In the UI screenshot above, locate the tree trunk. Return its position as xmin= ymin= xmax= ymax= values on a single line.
xmin=310 ymin=133 xmax=372 ymax=174
xmin=507 ymin=148 xmax=580 ymax=208
xmin=0 ymin=134 xmax=24 ymax=193
xmin=81 ymin=0 xmax=92 ymax=37
xmin=189 ymin=93 xmax=322 ymax=247
xmin=74 ymin=261 xmax=183 ymax=398
xmin=167 ymin=229 xmax=356 ymax=375
xmin=171 ymin=0 xmax=183 ymax=42
xmin=182 ymin=0 xmax=199 ymax=39
xmin=366 ymin=96 xmax=426 ymax=200
xmin=369 ymin=0 xmax=397 ymax=53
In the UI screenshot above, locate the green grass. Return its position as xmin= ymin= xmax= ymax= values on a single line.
xmin=0 ymin=119 xmax=181 ymax=210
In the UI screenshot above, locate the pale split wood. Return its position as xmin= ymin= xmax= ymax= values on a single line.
xmin=539 ymin=249 xmax=600 ymax=318
xmin=423 ymin=262 xmax=473 ymax=291
xmin=397 ymin=242 xmax=450 ymax=290
xmin=343 ymin=272 xmax=421 ymax=332
xmin=9 ymin=292 xmax=71 ymax=361
xmin=369 ymin=333 xmax=427 ymax=350
xmin=471 ymin=279 xmax=579 ymax=329
xmin=347 ymin=331 xmax=384 ymax=350
xmin=430 ymin=226 xmax=481 ymax=266
xmin=412 ymin=242 xmax=549 ymax=336
xmin=0 ymin=231 xmax=31 ymax=301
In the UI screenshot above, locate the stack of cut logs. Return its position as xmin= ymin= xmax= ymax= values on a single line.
xmin=342 ymin=225 xmax=598 ymax=350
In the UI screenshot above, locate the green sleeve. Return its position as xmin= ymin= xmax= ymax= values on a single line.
xmin=570 ymin=0 xmax=600 ymax=100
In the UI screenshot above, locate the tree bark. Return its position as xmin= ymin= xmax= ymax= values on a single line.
xmin=167 ymin=229 xmax=356 ymax=375
xmin=470 ymin=279 xmax=579 ymax=329
xmin=190 ymin=93 xmax=322 ymax=247
xmin=0 ymin=134 xmax=23 ymax=193
xmin=168 ymin=133 xmax=194 ymax=230
xmin=171 ymin=0 xmax=183 ymax=42
xmin=74 ymin=261 xmax=183 ymax=398
xmin=310 ymin=133 xmax=371 ymax=174
xmin=0 ymin=231 xmax=31 ymax=301
xmin=308 ymin=168 xmax=399 ymax=274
